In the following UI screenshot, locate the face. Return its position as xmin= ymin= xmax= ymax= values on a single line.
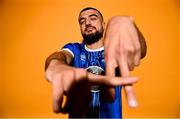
xmin=78 ymin=9 xmax=105 ymax=44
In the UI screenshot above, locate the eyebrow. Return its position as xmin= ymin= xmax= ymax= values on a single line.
xmin=79 ymin=14 xmax=99 ymax=22
xmin=89 ymin=14 xmax=98 ymax=18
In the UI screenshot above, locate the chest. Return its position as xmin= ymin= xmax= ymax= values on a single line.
xmin=73 ymin=50 xmax=105 ymax=71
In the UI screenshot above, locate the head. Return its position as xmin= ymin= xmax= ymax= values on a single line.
xmin=78 ymin=7 xmax=105 ymax=45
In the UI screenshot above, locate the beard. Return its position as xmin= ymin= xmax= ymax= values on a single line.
xmin=82 ymin=28 xmax=104 ymax=45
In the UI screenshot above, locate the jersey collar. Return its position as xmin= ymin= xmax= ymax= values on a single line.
xmin=84 ymin=45 xmax=104 ymax=52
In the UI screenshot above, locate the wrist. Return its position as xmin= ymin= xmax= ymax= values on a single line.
xmin=45 ymin=60 xmax=67 ymax=83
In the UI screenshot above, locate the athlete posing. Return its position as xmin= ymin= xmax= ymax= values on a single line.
xmin=45 ymin=7 xmax=147 ymax=118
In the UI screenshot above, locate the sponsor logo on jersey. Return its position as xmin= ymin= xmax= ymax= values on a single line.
xmin=80 ymin=53 xmax=86 ymax=61
xmin=86 ymin=66 xmax=104 ymax=92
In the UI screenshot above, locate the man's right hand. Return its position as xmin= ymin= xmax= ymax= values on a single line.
xmin=45 ymin=59 xmax=138 ymax=117
xmin=46 ymin=61 xmax=92 ymax=116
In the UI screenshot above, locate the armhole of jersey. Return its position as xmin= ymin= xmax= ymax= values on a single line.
xmin=61 ymin=48 xmax=74 ymax=58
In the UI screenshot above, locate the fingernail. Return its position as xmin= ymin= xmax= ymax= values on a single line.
xmin=129 ymin=100 xmax=138 ymax=108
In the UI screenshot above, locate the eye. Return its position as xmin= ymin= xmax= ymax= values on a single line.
xmin=90 ymin=17 xmax=97 ymax=21
xmin=79 ymin=19 xmax=85 ymax=25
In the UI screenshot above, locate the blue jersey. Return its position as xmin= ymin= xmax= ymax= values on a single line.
xmin=62 ymin=42 xmax=122 ymax=118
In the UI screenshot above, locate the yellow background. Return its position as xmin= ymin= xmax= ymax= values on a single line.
xmin=1 ymin=0 xmax=179 ymax=118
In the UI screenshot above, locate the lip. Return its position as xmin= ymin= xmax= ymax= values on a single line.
xmin=85 ymin=26 xmax=95 ymax=31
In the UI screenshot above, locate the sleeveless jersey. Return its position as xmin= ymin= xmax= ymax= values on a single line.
xmin=62 ymin=42 xmax=122 ymax=118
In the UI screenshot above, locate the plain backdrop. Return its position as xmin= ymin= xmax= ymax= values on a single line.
xmin=0 ymin=0 xmax=179 ymax=118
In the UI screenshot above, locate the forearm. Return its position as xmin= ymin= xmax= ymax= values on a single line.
xmin=45 ymin=51 xmax=72 ymax=82
xmin=45 ymin=51 xmax=69 ymax=71
xmin=134 ymin=24 xmax=147 ymax=59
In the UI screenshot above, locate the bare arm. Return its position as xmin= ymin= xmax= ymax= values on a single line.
xmin=45 ymin=51 xmax=73 ymax=71
xmin=45 ymin=51 xmax=73 ymax=82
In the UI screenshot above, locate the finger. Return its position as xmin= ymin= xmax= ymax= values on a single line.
xmin=104 ymin=30 xmax=119 ymax=77
xmin=118 ymin=53 xmax=129 ymax=76
xmin=52 ymin=78 xmax=64 ymax=113
xmin=87 ymin=73 xmax=138 ymax=86
xmin=129 ymin=23 xmax=141 ymax=63
xmin=119 ymin=55 xmax=138 ymax=107
xmin=105 ymin=59 xmax=116 ymax=76
xmin=127 ymin=51 xmax=135 ymax=71
xmin=134 ymin=48 xmax=141 ymax=66
xmin=128 ymin=19 xmax=140 ymax=45
xmin=124 ymin=85 xmax=138 ymax=107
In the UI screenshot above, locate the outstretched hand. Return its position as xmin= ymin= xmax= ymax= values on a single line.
xmin=104 ymin=16 xmax=141 ymax=107
xmin=46 ymin=60 xmax=138 ymax=117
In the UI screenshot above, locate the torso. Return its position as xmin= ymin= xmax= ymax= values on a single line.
xmin=62 ymin=43 xmax=122 ymax=118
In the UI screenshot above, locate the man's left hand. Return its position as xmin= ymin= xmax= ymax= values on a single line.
xmin=104 ymin=16 xmax=141 ymax=107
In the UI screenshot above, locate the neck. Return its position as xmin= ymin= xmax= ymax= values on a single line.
xmin=85 ymin=38 xmax=104 ymax=49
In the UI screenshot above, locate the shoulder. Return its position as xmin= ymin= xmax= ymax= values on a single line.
xmin=61 ymin=42 xmax=84 ymax=57
xmin=62 ymin=42 xmax=83 ymax=49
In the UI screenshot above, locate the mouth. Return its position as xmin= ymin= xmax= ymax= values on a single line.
xmin=85 ymin=26 xmax=96 ymax=32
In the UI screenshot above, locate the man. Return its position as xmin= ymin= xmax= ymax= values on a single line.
xmin=45 ymin=7 xmax=146 ymax=118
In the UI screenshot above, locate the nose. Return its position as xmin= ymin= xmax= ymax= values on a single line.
xmin=85 ymin=19 xmax=91 ymax=26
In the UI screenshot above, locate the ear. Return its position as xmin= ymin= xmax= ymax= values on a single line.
xmin=103 ymin=22 xmax=106 ymax=29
